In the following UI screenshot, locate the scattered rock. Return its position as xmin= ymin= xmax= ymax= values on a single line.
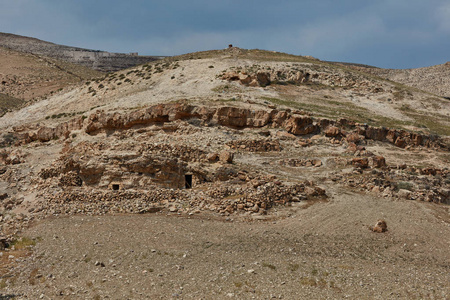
xmin=398 ymin=189 xmax=412 ymax=199
xmin=219 ymin=151 xmax=234 ymax=163
xmin=371 ymin=220 xmax=388 ymax=233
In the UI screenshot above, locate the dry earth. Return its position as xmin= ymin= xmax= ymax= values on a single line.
xmin=2 ymin=188 xmax=450 ymax=299
xmin=0 ymin=46 xmax=102 ymax=116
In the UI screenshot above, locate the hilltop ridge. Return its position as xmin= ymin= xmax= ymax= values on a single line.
xmin=0 ymin=45 xmax=102 ymax=115
xmin=0 ymin=32 xmax=162 ymax=72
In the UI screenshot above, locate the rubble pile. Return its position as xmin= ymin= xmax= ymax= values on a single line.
xmin=227 ymin=139 xmax=281 ymax=152
xmin=333 ymin=166 xmax=449 ymax=204
xmin=139 ymin=143 xmax=208 ymax=162
xmin=33 ymin=179 xmax=327 ymax=217
xmin=279 ymin=158 xmax=322 ymax=167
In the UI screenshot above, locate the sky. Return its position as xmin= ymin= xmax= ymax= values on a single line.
xmin=0 ymin=0 xmax=449 ymax=69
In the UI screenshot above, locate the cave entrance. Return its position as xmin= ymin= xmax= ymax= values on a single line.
xmin=112 ymin=184 xmax=120 ymax=191
xmin=185 ymin=174 xmax=193 ymax=189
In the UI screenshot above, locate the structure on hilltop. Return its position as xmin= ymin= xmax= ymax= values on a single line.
xmin=0 ymin=32 xmax=163 ymax=72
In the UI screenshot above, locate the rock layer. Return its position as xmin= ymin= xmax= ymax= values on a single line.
xmin=8 ymin=103 xmax=448 ymax=151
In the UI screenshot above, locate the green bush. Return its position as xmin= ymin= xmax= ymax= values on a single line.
xmin=396 ymin=181 xmax=414 ymax=191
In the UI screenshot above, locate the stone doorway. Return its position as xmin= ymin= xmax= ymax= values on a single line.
xmin=185 ymin=174 xmax=193 ymax=189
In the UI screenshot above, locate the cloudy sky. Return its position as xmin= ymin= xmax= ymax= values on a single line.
xmin=0 ymin=0 xmax=449 ymax=69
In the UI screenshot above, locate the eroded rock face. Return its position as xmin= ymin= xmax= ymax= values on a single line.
xmin=221 ymin=71 xmax=271 ymax=87
xmin=221 ymin=64 xmax=386 ymax=93
xmin=365 ymin=127 xmax=389 ymax=141
xmin=284 ymin=116 xmax=317 ymax=135
xmin=214 ymin=107 xmax=272 ymax=128
xmin=20 ymin=117 xmax=84 ymax=143
xmin=7 ymin=103 xmax=449 ymax=151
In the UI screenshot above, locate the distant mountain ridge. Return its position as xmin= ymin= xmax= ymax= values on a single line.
xmin=0 ymin=32 xmax=163 ymax=72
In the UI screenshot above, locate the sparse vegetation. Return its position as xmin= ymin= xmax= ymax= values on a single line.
xmin=46 ymin=112 xmax=80 ymax=119
xmin=396 ymin=181 xmax=414 ymax=191
xmin=9 ymin=237 xmax=37 ymax=250
xmin=0 ymin=133 xmax=16 ymax=148
xmin=288 ymin=263 xmax=300 ymax=272
xmin=262 ymin=262 xmax=277 ymax=270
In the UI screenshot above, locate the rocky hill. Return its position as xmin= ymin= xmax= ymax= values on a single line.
xmin=0 ymin=32 xmax=162 ymax=72
xmin=350 ymin=61 xmax=450 ymax=98
xmin=0 ymin=47 xmax=448 ymax=298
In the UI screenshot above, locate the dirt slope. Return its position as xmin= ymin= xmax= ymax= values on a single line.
xmin=1 ymin=48 xmax=449 ymax=135
xmin=0 ymin=46 xmax=103 ymax=115
xmin=355 ymin=62 xmax=450 ymax=98
xmin=3 ymin=190 xmax=449 ymax=299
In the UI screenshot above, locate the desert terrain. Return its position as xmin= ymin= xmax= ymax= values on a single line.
xmin=0 ymin=38 xmax=448 ymax=299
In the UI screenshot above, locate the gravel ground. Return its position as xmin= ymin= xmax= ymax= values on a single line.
xmin=2 ymin=187 xmax=449 ymax=299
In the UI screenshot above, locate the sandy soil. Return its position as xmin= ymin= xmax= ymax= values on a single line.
xmin=2 ymin=185 xmax=449 ymax=299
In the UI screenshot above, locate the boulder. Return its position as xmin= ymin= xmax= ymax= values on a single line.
xmin=346 ymin=132 xmax=362 ymax=143
xmin=394 ymin=137 xmax=407 ymax=148
xmin=256 ymin=71 xmax=271 ymax=87
xmin=397 ymin=189 xmax=412 ymax=199
xmin=365 ymin=126 xmax=388 ymax=141
xmin=369 ymin=156 xmax=386 ymax=168
xmin=346 ymin=142 xmax=358 ymax=153
xmin=37 ymin=126 xmax=56 ymax=142
xmin=350 ymin=157 xmax=369 ymax=168
xmin=324 ymin=126 xmax=340 ymax=137
xmin=219 ymin=151 xmax=234 ymax=163
xmin=207 ymin=153 xmax=219 ymax=162
xmin=284 ymin=116 xmax=317 ymax=135
xmin=239 ymin=74 xmax=252 ymax=85
xmin=371 ymin=220 xmax=387 ymax=233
